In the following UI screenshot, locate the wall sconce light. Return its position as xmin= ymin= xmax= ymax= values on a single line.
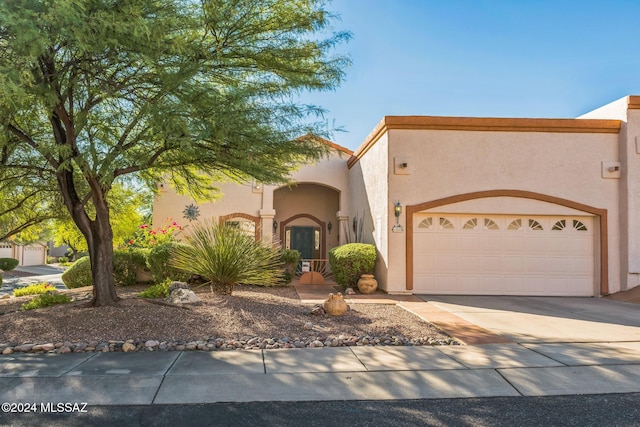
xmin=273 ymin=221 xmax=278 ymax=232
xmin=392 ymin=201 xmax=403 ymax=233
xmin=327 ymin=221 xmax=333 ymax=234
xmin=394 ymin=201 xmax=402 ymax=218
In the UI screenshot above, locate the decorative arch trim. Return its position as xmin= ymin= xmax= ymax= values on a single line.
xmin=219 ymin=212 xmax=261 ymax=241
xmin=280 ymin=213 xmax=326 ymax=258
xmin=406 ymin=190 xmax=608 ymax=295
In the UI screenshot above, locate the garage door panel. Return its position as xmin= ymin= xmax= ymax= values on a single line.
xmin=413 ymin=214 xmax=595 ymax=296
xmin=458 ymin=256 xmax=479 ymax=272
xmin=480 ymin=256 xmax=502 ymax=272
xmin=502 ymin=256 xmax=524 ymax=272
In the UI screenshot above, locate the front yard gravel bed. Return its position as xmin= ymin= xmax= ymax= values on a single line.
xmin=0 ymin=284 xmax=458 ymax=353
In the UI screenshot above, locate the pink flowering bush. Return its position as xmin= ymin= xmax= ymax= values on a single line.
xmin=126 ymin=219 xmax=184 ymax=249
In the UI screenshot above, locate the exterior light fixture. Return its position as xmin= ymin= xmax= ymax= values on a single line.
xmin=394 ymin=201 xmax=402 ymax=218
xmin=392 ymin=201 xmax=403 ymax=233
xmin=273 ymin=220 xmax=278 ymax=232
xmin=328 ymin=221 xmax=333 ymax=234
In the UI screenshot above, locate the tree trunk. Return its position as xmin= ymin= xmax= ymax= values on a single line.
xmin=56 ymin=170 xmax=119 ymax=306
xmin=87 ymin=223 xmax=119 ymax=306
xmin=86 ymin=197 xmax=119 ymax=306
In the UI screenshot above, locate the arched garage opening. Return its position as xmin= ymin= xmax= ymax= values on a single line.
xmin=406 ymin=190 xmax=608 ymax=296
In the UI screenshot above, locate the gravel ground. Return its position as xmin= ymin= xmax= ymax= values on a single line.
xmin=0 ymin=285 xmax=454 ymax=348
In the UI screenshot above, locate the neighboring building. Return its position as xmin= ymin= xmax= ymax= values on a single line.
xmin=154 ymin=95 xmax=640 ymax=297
xmin=0 ymin=242 xmax=47 ymax=266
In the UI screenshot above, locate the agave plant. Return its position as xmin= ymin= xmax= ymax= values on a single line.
xmin=171 ymin=220 xmax=283 ymax=294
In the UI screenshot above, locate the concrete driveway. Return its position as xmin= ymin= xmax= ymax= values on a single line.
xmin=421 ymin=296 xmax=640 ymax=343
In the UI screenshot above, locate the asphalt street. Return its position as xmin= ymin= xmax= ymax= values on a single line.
xmin=1 ymin=394 xmax=639 ymax=426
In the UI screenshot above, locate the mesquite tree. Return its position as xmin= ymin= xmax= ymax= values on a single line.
xmin=0 ymin=0 xmax=349 ymax=306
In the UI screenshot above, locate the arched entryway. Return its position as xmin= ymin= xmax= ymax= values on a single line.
xmin=273 ymin=183 xmax=340 ymax=259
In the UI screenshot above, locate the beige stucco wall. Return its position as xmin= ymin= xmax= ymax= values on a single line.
xmin=153 ymin=148 xmax=351 ymax=250
xmin=348 ymin=134 xmax=390 ymax=290
xmin=381 ymin=127 xmax=621 ymax=294
xmin=580 ymin=96 xmax=640 ymax=291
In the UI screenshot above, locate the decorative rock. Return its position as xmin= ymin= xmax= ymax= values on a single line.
xmin=168 ymin=281 xmax=191 ymax=293
xmin=344 ymin=287 xmax=356 ymax=295
xmin=323 ymin=293 xmax=348 ymax=316
xmin=122 ymin=343 xmax=136 ymax=352
xmin=0 ymin=294 xmax=9 ymax=299
xmin=145 ymin=340 xmax=158 ymax=348
xmin=15 ymin=344 xmax=34 ymax=352
xmin=2 ymin=348 xmax=13 ymax=355
xmin=168 ymin=288 xmax=201 ymax=305
xmin=310 ymin=305 xmax=325 ymax=316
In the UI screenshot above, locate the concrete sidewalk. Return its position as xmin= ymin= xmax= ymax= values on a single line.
xmin=2 ymin=343 xmax=640 ymax=405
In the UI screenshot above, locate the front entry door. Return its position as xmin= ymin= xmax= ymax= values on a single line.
xmin=289 ymin=226 xmax=319 ymax=259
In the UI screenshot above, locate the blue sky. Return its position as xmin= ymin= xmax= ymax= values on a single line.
xmin=299 ymin=0 xmax=640 ymax=150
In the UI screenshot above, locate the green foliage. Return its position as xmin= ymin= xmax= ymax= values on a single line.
xmin=281 ymin=249 xmax=301 ymax=284
xmin=139 ymin=279 xmax=171 ymax=299
xmin=113 ymin=249 xmax=150 ymax=286
xmin=329 ymin=243 xmax=377 ymax=288
xmin=57 ymin=256 xmax=69 ymax=263
xmin=0 ymin=0 xmax=349 ymax=305
xmin=147 ymin=243 xmax=192 ymax=282
xmin=13 ymin=282 xmax=56 ymax=297
xmin=62 ymin=250 xmax=150 ymax=288
xmin=20 ymin=291 xmax=71 ymax=311
xmin=171 ymin=222 xmax=283 ymax=294
xmin=0 ymin=258 xmax=19 ymax=271
xmin=126 ymin=219 xmax=184 ymax=249
xmin=281 ymin=249 xmax=301 ymax=264
xmin=61 ymin=257 xmax=92 ymax=289
xmin=52 ymin=184 xmax=149 ymax=253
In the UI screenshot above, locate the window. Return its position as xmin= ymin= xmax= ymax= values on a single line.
xmin=225 ymin=219 xmax=256 ymax=238
xmin=507 ymin=219 xmax=522 ymax=230
xmin=418 ymin=217 xmax=433 ymax=229
xmin=528 ymin=219 xmax=543 ymax=231
xmin=484 ymin=218 xmax=499 ymax=230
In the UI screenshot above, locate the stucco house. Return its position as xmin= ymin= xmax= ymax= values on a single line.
xmin=153 ymin=95 xmax=640 ymax=297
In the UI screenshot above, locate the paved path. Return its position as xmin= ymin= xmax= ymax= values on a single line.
xmin=2 ymin=341 xmax=640 ymax=405
xmin=1 ymin=265 xmax=65 ymax=297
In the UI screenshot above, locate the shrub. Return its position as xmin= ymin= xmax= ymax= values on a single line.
xmin=20 ymin=291 xmax=71 ymax=311
xmin=329 ymin=243 xmax=376 ymax=288
xmin=46 ymin=256 xmax=56 ymax=264
xmin=138 ymin=279 xmax=171 ymax=298
xmin=281 ymin=249 xmax=300 ymax=284
xmin=113 ymin=248 xmax=149 ymax=286
xmin=147 ymin=243 xmax=192 ymax=283
xmin=57 ymin=256 xmax=69 ymax=263
xmin=62 ymin=250 xmax=150 ymax=288
xmin=171 ymin=221 xmax=283 ymax=294
xmin=13 ymin=282 xmax=56 ymax=297
xmin=61 ymin=256 xmax=92 ymax=288
xmin=0 ymin=258 xmax=19 ymax=272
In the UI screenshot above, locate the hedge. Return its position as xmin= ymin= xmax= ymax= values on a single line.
xmin=0 ymin=258 xmax=19 ymax=272
xmin=61 ymin=249 xmax=151 ymax=288
xmin=328 ymin=243 xmax=376 ymax=288
xmin=146 ymin=242 xmax=192 ymax=282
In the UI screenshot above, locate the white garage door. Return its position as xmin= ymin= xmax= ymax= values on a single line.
xmin=413 ymin=214 xmax=595 ymax=296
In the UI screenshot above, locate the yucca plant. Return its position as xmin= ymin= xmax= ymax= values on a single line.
xmin=171 ymin=221 xmax=283 ymax=295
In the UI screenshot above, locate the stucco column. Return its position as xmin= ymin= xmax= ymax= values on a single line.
xmin=260 ymin=209 xmax=276 ymax=241
xmin=337 ymin=211 xmax=349 ymax=246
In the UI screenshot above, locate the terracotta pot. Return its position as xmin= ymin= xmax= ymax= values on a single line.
xmin=357 ymin=274 xmax=378 ymax=294
xmin=323 ymin=293 xmax=348 ymax=316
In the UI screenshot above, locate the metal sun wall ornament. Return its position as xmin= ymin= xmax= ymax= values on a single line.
xmin=183 ymin=204 xmax=200 ymax=222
